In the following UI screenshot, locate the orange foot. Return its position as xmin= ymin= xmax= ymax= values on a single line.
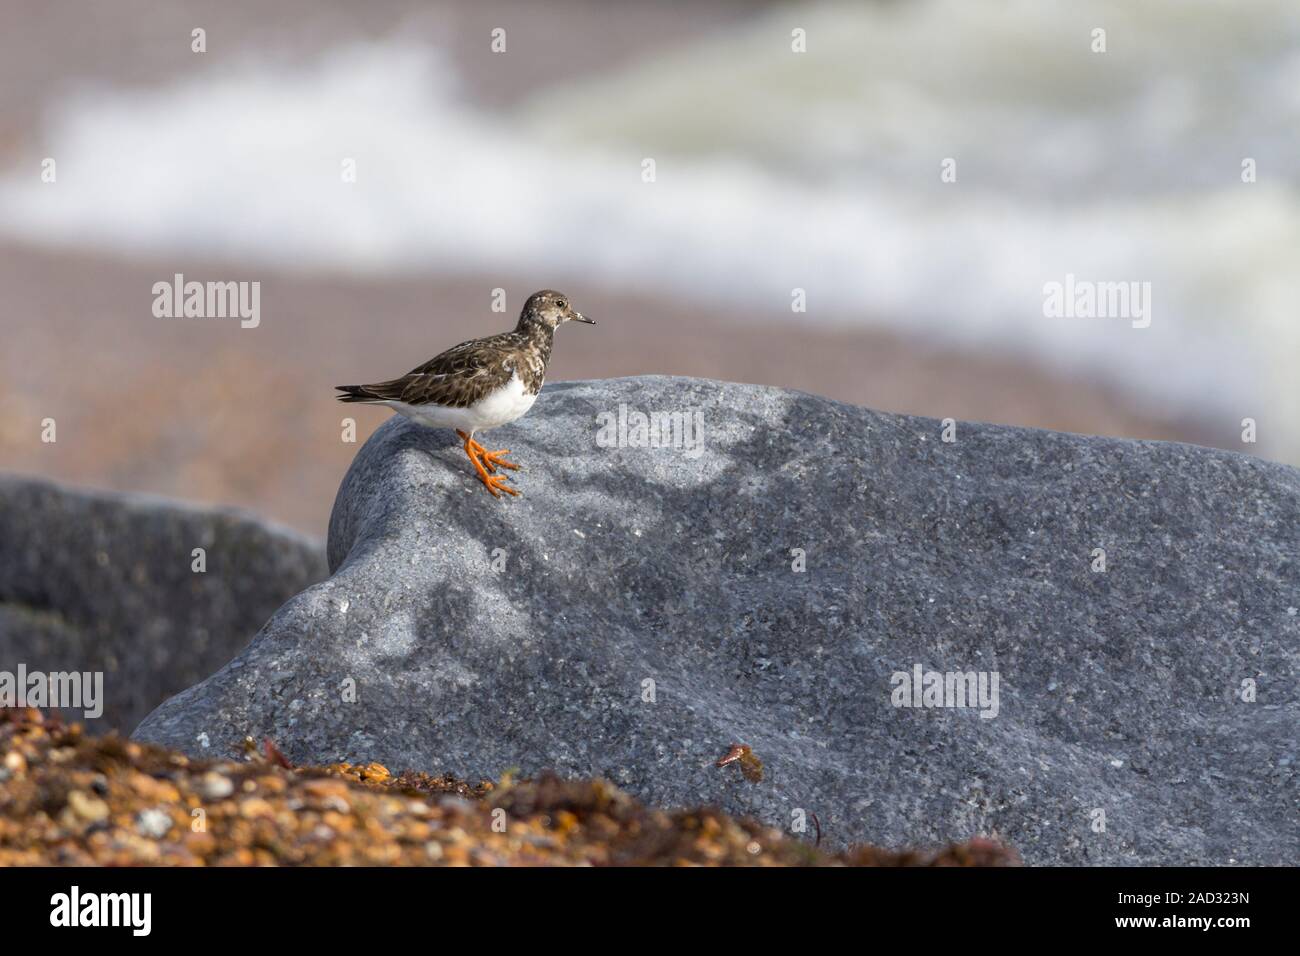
xmin=457 ymin=430 xmax=520 ymax=475
xmin=460 ymin=430 xmax=520 ymax=498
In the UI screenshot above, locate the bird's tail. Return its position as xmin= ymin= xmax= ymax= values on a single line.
xmin=335 ymin=384 xmax=384 ymax=403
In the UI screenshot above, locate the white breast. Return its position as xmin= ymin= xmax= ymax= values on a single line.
xmin=470 ymin=372 xmax=538 ymax=430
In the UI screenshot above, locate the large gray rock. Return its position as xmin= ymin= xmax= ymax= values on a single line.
xmin=0 ymin=476 xmax=327 ymax=733
xmin=134 ymin=377 xmax=1297 ymax=864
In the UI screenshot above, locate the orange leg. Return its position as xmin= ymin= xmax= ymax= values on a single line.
xmin=460 ymin=431 xmax=519 ymax=498
xmin=456 ymin=430 xmax=521 ymax=475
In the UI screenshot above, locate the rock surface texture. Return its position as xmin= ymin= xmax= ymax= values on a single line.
xmin=0 ymin=476 xmax=327 ymax=733
xmin=134 ymin=377 xmax=1298 ymax=864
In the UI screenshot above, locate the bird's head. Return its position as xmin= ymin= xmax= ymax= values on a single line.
xmin=519 ymin=290 xmax=594 ymax=331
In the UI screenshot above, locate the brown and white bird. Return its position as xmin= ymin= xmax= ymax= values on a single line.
xmin=335 ymin=290 xmax=594 ymax=497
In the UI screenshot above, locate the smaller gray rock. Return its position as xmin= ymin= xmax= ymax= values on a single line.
xmin=0 ymin=476 xmax=328 ymax=733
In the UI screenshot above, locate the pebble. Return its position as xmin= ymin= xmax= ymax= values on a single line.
xmin=67 ymin=790 xmax=110 ymax=822
xmin=136 ymin=808 xmax=172 ymax=839
xmin=199 ymin=771 xmax=234 ymax=800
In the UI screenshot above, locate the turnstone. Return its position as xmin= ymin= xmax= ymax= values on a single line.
xmin=335 ymin=290 xmax=594 ymax=497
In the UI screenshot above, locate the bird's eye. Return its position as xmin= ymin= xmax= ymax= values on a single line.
xmin=556 ymin=299 xmax=567 ymax=310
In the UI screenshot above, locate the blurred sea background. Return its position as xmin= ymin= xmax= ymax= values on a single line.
xmin=1 ymin=0 xmax=1296 ymax=533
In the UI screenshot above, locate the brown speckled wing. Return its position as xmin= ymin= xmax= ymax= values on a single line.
xmin=359 ymin=335 xmax=519 ymax=409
